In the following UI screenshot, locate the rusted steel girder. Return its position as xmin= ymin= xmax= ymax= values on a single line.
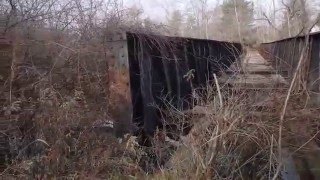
xmin=0 ymin=36 xmax=12 ymax=168
xmin=260 ymin=32 xmax=320 ymax=106
xmin=108 ymin=32 xmax=243 ymax=137
xmin=0 ymin=37 xmax=12 ymax=83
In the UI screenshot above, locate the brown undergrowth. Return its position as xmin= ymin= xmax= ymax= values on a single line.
xmin=2 ymin=78 xmax=320 ymax=179
xmin=154 ymin=87 xmax=320 ymax=179
xmin=1 ymin=38 xmax=319 ymax=179
xmin=1 ymin=66 xmax=145 ymax=178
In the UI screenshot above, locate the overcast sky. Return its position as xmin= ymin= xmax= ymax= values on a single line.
xmin=123 ymin=0 xmax=278 ymax=22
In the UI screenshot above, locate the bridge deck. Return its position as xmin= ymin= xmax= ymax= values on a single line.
xmin=222 ymin=49 xmax=288 ymax=89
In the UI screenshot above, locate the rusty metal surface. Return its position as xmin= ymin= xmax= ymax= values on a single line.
xmin=0 ymin=36 xmax=12 ymax=83
xmin=260 ymin=33 xmax=320 ymax=107
xmin=0 ymin=35 xmax=12 ymax=167
xmin=108 ymin=32 xmax=243 ymax=136
xmin=260 ymin=33 xmax=320 ymax=93
xmin=106 ymin=32 xmax=129 ymax=68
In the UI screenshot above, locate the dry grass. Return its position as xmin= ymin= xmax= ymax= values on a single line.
xmin=1 ymin=29 xmax=320 ymax=179
xmin=153 ymin=85 xmax=319 ymax=179
xmin=155 ymin=84 xmax=280 ymax=179
xmin=1 ymin=74 xmax=141 ymax=179
xmin=2 ymin=66 xmax=320 ymax=179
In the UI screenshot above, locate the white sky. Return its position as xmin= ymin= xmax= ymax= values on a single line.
xmin=123 ymin=0 xmax=279 ymax=22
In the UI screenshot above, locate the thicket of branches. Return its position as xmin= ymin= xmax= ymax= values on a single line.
xmin=163 ymin=0 xmax=319 ymax=42
xmin=0 ymin=0 xmax=320 ymax=178
xmin=1 ymin=0 xmax=319 ymax=43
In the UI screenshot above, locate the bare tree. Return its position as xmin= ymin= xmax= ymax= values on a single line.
xmin=167 ymin=10 xmax=183 ymax=36
xmin=219 ymin=0 xmax=254 ymax=42
xmin=279 ymin=0 xmax=310 ymax=38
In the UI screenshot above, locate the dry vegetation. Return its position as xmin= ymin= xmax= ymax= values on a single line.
xmin=0 ymin=0 xmax=320 ymax=179
xmin=2 ymin=79 xmax=320 ymax=179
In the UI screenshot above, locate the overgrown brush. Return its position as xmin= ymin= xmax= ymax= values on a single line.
xmin=1 ymin=75 xmax=145 ymax=178
xmin=154 ymin=85 xmax=281 ymax=179
xmin=1 ymin=23 xmax=319 ymax=179
xmin=152 ymin=81 xmax=320 ymax=179
xmin=0 ymin=27 xmax=142 ymax=178
xmin=2 ymin=66 xmax=320 ymax=179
